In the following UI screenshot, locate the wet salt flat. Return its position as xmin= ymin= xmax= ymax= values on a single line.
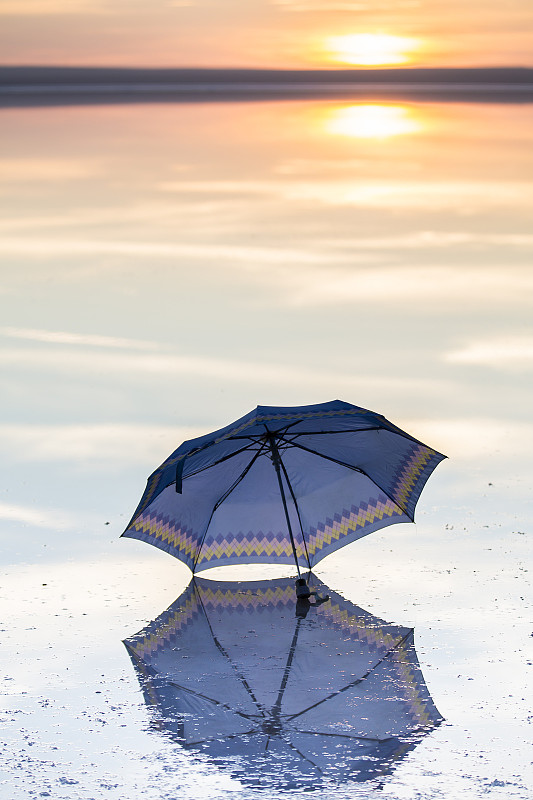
xmin=0 ymin=97 xmax=532 ymax=799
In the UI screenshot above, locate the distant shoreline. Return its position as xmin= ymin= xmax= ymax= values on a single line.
xmin=1 ymin=66 xmax=533 ymax=106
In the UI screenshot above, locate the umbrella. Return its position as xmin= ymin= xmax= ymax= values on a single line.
xmin=124 ymin=575 xmax=443 ymax=788
xmin=122 ymin=400 xmax=445 ymax=579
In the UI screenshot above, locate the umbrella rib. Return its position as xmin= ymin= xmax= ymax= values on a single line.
xmin=282 ymin=426 xmax=385 ymax=437
xmin=192 ymin=443 xmax=268 ymax=572
xmin=176 ymin=441 xmax=260 ymax=487
xmin=275 ymin=434 xmax=410 ymax=516
xmin=226 ymin=421 xmax=301 ymax=441
xmin=193 ymin=580 xmax=267 ymax=718
xmin=178 ymin=421 xmax=299 ymax=478
xmin=271 ymin=616 xmax=303 ymax=716
xmin=265 ymin=430 xmax=308 ymax=575
xmin=166 ymin=680 xmax=260 ymax=721
xmin=277 ymin=453 xmax=311 ymax=570
xmin=276 ymin=433 xmax=365 ymax=473
xmin=279 ymin=736 xmax=325 ymax=773
xmin=184 ymin=729 xmax=261 ymax=748
xmin=285 ymin=630 xmax=414 ymax=722
xmin=212 ymin=444 xmax=268 ymax=511
xmin=288 ymin=729 xmax=392 ymax=743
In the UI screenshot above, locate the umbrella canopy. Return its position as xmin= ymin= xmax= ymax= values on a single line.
xmin=122 ymin=400 xmax=445 ymax=574
xmin=124 ymin=575 xmax=443 ymax=788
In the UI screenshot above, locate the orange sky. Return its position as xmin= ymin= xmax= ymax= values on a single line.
xmin=1 ymin=0 xmax=532 ymax=68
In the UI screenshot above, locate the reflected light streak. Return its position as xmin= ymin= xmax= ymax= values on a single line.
xmin=325 ymin=104 xmax=422 ymax=139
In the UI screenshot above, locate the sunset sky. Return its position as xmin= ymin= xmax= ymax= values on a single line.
xmin=1 ymin=0 xmax=533 ymax=68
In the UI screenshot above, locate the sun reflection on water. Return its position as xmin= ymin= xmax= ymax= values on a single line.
xmin=324 ymin=104 xmax=422 ymax=139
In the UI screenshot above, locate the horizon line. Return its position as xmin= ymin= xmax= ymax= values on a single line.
xmin=2 ymin=64 xmax=533 ymax=73
xmin=2 ymin=65 xmax=532 ymax=107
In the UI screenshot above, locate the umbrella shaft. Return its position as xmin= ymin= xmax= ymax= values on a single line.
xmin=266 ymin=433 xmax=301 ymax=578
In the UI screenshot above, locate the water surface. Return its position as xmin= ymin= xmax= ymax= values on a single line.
xmin=0 ymin=97 xmax=531 ymax=798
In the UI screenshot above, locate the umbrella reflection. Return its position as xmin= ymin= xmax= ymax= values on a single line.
xmin=124 ymin=576 xmax=442 ymax=788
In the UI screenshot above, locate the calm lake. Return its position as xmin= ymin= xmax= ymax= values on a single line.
xmin=1 ymin=97 xmax=532 ymax=799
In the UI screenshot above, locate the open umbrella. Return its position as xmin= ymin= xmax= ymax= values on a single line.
xmin=122 ymin=400 xmax=445 ymax=578
xmin=124 ymin=575 xmax=443 ymax=788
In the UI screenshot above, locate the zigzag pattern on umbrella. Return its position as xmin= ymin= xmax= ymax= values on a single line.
xmin=319 ymin=602 xmax=403 ymax=653
xmin=316 ymin=604 xmax=437 ymax=727
xmin=389 ymin=444 xmax=441 ymax=513
xmin=130 ymin=511 xmax=198 ymax=566
xmin=127 ymin=588 xmax=437 ymax=728
xmin=131 ymin=493 xmax=406 ymax=568
xmin=128 ymin=584 xmax=297 ymax=660
xmin=128 ymin=592 xmax=201 ymax=661
xmin=130 ymin=586 xmax=397 ymax=661
xmin=196 ymin=531 xmax=302 ymax=566
xmin=306 ymin=494 xmax=404 ymax=557
xmin=389 ymin=641 xmax=437 ymax=727
xmin=200 ymin=584 xmax=295 ymax=611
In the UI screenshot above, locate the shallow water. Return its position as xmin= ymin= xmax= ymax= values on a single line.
xmin=0 ymin=97 xmax=532 ymax=798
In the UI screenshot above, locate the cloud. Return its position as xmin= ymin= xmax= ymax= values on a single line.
xmin=0 ymin=202 xmax=202 ymax=233
xmin=0 ymin=346 xmax=320 ymax=382
xmin=445 ymin=336 xmax=533 ymax=368
xmin=0 ymin=236 xmax=336 ymax=267
xmin=0 ymin=501 xmax=74 ymax=529
xmin=3 ymin=418 xmax=530 ymax=471
xmin=277 ymin=264 xmax=533 ymax=307
xmin=1 ymin=232 xmax=532 ymax=310
xmin=0 ymin=0 xmax=105 ymax=13
xmin=0 ymin=424 xmax=202 ymax=463
xmin=319 ymin=231 xmax=533 ymax=251
xmin=397 ymin=417 xmax=533 ymax=461
xmin=0 ymin=344 xmax=454 ymax=399
xmin=272 ymin=0 xmax=418 ymax=9
xmin=283 ymin=181 xmax=533 ymax=211
xmin=0 ymin=327 xmax=161 ymax=351
xmin=0 ymin=159 xmax=101 ymax=182
xmin=159 ymin=178 xmax=533 ymax=212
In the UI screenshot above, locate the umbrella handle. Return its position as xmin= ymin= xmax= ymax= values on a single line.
xmin=295 ymin=577 xmax=329 ymax=603
xmin=295 ymin=577 xmax=311 ymax=598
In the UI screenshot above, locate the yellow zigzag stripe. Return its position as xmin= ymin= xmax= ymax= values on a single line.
xmin=323 ymin=603 xmax=434 ymax=722
xmin=132 ymin=514 xmax=197 ymax=558
xmin=130 ymin=585 xmax=295 ymax=658
xmin=134 ymin=472 xmax=162 ymax=517
xmin=392 ymin=446 xmax=436 ymax=511
xmin=200 ymin=584 xmax=295 ymax=609
xmin=389 ymin=642 xmax=434 ymax=725
xmin=320 ymin=601 xmax=400 ymax=651
xmin=196 ymin=534 xmax=299 ymax=564
xmin=131 ymin=590 xmax=435 ymax=722
xmin=133 ymin=494 xmax=400 ymax=565
xmin=308 ymin=497 xmax=402 ymax=555
xmin=130 ymin=594 xmax=200 ymax=659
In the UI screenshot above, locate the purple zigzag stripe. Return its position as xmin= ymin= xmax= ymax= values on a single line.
xmin=133 ymin=509 xmax=198 ymax=560
xmin=307 ymin=494 xmax=403 ymax=555
xmin=197 ymin=529 xmax=298 ymax=564
xmin=389 ymin=444 xmax=436 ymax=511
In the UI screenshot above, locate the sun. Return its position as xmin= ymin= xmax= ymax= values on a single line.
xmin=325 ymin=33 xmax=418 ymax=66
